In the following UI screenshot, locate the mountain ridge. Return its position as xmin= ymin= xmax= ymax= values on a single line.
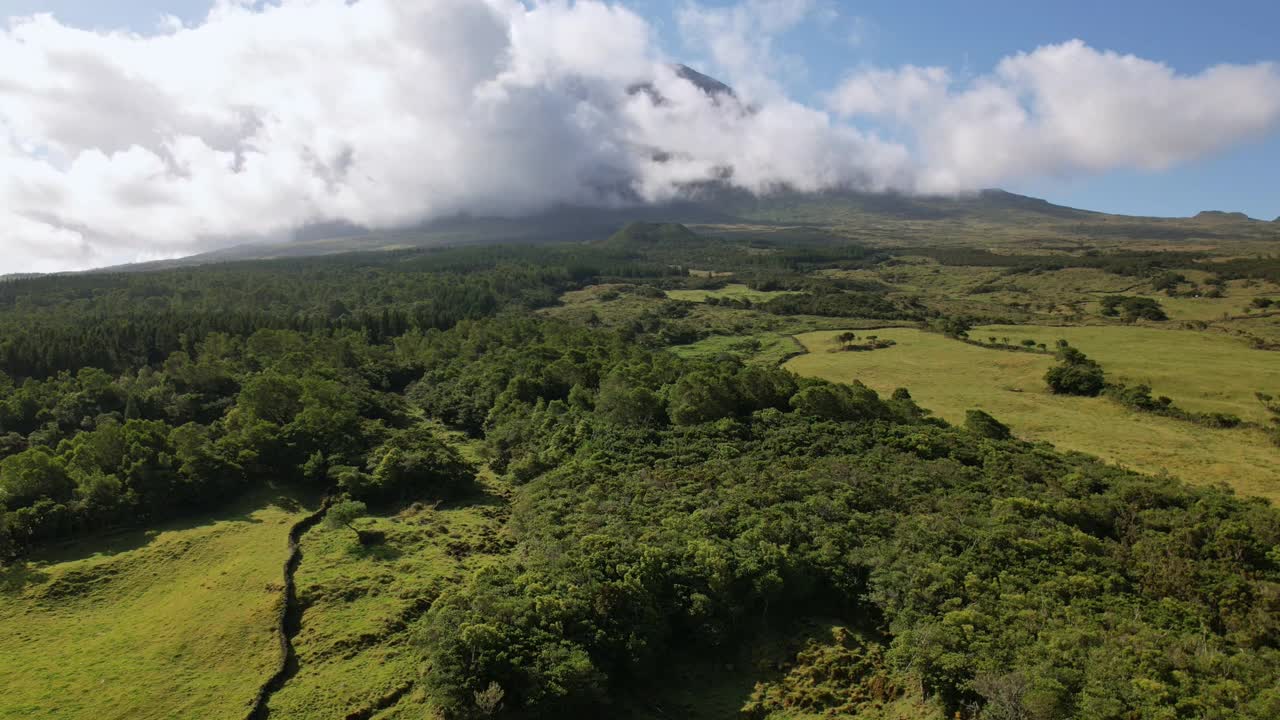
xmin=33 ymin=185 xmax=1279 ymax=276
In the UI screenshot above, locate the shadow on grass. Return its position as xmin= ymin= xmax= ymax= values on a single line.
xmin=619 ymin=616 xmax=884 ymax=720
xmin=0 ymin=562 xmax=51 ymax=593
xmin=11 ymin=484 xmax=321 ymax=588
xmin=343 ymin=540 xmax=404 ymax=562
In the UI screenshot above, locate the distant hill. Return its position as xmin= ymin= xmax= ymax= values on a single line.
xmin=1193 ymin=210 xmax=1254 ymax=222
xmin=603 ymin=221 xmax=700 ymax=246
xmin=95 ymin=185 xmax=1280 ymax=273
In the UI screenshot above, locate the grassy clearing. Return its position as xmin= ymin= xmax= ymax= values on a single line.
xmin=785 ymin=329 xmax=1280 ymax=502
xmin=977 ymin=324 xmax=1280 ymax=422
xmin=666 ymin=283 xmax=800 ymax=303
xmin=266 ymin=436 xmax=512 ymax=719
xmin=670 ymin=332 xmax=804 ymax=366
xmin=0 ymin=488 xmax=313 ymax=720
xmin=547 ymin=284 xmax=866 ymax=346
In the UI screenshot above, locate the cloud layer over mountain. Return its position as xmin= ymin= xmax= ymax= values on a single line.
xmin=2 ymin=0 xmax=1279 ymax=272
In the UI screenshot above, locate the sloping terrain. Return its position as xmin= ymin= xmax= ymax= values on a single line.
xmin=104 ymin=186 xmax=1280 ymax=272
xmin=785 ymin=328 xmax=1280 ymax=501
xmin=0 ymin=490 xmax=312 ymax=720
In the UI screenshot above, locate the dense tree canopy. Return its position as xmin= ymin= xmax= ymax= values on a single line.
xmin=0 ymin=232 xmax=1276 ymax=720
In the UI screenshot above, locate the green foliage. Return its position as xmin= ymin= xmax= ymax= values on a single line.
xmin=1108 ymin=383 xmax=1242 ymax=429
xmin=789 ymin=380 xmax=890 ymax=421
xmin=1100 ymin=295 xmax=1168 ymax=322
xmin=596 ymin=372 xmax=668 ymax=428
xmin=964 ymin=409 xmax=1012 ymax=440
xmin=1045 ymin=346 xmax=1106 ymax=396
xmin=0 ymin=447 xmax=74 ymax=508
xmin=2 ymin=220 xmax=1278 ymax=720
xmin=742 ymin=627 xmax=901 ymax=718
xmin=930 ymin=315 xmax=974 ymax=338
xmin=1259 ymin=392 xmax=1280 ymax=445
xmin=0 ymin=329 xmax=413 ymax=555
xmin=760 ymin=289 xmax=922 ymax=320
xmin=360 ymin=425 xmax=476 ymax=500
xmin=416 ymin=380 xmax=1280 ymax=718
xmin=324 ymin=499 xmax=368 ymax=536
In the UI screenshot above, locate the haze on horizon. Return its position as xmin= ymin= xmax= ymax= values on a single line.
xmin=3 ymin=0 xmax=1280 ymax=274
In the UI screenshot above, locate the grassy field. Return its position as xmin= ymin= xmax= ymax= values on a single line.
xmin=785 ymin=329 xmax=1280 ymax=502
xmin=977 ymin=324 xmax=1280 ymax=422
xmin=0 ymin=489 xmax=313 ymax=720
xmin=669 ymin=332 xmax=804 ymax=366
xmin=666 ymin=283 xmax=800 ymax=303
xmin=820 ymin=261 xmax=1280 ymax=329
xmin=265 ymin=435 xmax=511 ymax=719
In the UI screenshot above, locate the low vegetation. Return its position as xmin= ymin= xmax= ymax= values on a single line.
xmin=2 ymin=210 xmax=1278 ymax=719
xmin=1044 ymin=345 xmax=1106 ymax=396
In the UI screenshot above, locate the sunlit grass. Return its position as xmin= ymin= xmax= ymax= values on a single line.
xmin=0 ymin=489 xmax=312 ymax=720
xmin=977 ymin=324 xmax=1280 ymax=422
xmin=785 ymin=328 xmax=1280 ymax=502
xmin=666 ymin=283 xmax=800 ymax=303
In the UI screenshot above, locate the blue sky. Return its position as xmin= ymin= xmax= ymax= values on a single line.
xmin=653 ymin=0 xmax=1280 ymax=219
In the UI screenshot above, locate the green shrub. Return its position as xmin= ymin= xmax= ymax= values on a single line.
xmin=965 ymin=409 xmax=1013 ymax=440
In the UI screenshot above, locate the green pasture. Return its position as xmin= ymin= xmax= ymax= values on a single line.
xmin=785 ymin=328 xmax=1280 ymax=502
xmin=0 ymin=489 xmax=312 ymax=720
xmin=977 ymin=324 xmax=1280 ymax=422
xmin=665 ymin=283 xmax=800 ymax=303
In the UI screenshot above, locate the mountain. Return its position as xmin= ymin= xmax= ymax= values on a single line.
xmin=1193 ymin=210 xmax=1254 ymax=221
xmin=74 ymin=65 xmax=1279 ymax=273
xmin=101 ymin=184 xmax=1280 ymax=272
xmin=673 ymin=64 xmax=736 ymax=98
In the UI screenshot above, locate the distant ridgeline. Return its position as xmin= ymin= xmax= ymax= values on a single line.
xmin=0 ymin=221 xmax=1278 ymax=719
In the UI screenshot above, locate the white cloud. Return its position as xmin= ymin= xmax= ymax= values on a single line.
xmin=1 ymin=3 xmax=1278 ymax=274
xmin=828 ymin=40 xmax=1280 ymax=192
xmin=675 ymin=0 xmax=818 ymax=100
xmin=0 ymin=0 xmax=911 ymax=273
xmin=827 ymin=64 xmax=950 ymax=119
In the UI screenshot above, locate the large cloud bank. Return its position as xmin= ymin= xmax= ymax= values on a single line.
xmin=827 ymin=40 xmax=1280 ymax=192
xmin=2 ymin=0 xmax=1279 ymax=273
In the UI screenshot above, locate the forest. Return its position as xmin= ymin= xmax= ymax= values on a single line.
xmin=1 ymin=227 xmax=1278 ymax=720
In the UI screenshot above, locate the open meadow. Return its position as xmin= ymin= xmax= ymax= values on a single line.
xmin=665 ymin=283 xmax=801 ymax=304
xmin=0 ymin=490 xmax=313 ymax=720
xmin=977 ymin=324 xmax=1280 ymax=422
xmin=785 ymin=328 xmax=1280 ymax=501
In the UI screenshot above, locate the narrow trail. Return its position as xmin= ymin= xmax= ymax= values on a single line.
xmin=245 ymin=495 xmax=333 ymax=720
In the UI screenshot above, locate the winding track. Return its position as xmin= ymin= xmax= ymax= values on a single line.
xmin=245 ymin=495 xmax=333 ymax=720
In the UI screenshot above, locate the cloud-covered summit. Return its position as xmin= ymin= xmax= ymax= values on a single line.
xmin=2 ymin=0 xmax=1279 ymax=273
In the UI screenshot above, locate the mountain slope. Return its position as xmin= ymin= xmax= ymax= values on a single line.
xmin=101 ymin=185 xmax=1280 ymax=272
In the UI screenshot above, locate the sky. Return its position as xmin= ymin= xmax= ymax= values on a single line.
xmin=2 ymin=0 xmax=1279 ymax=273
